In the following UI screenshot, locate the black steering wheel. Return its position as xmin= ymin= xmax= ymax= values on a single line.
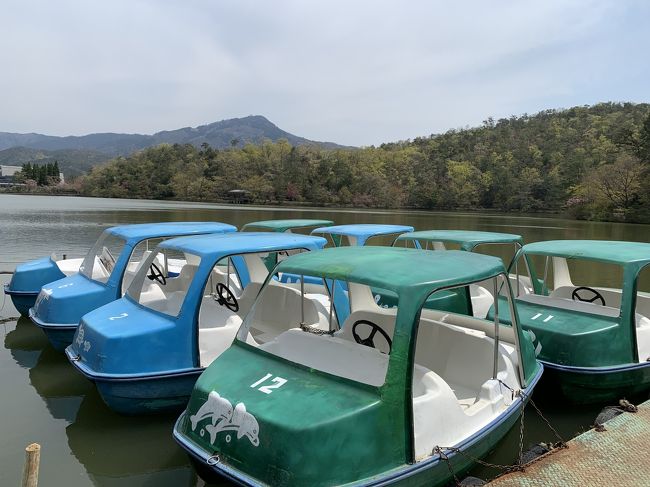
xmin=571 ymin=286 xmax=605 ymax=306
xmin=352 ymin=319 xmax=392 ymax=354
xmin=215 ymin=283 xmax=239 ymax=312
xmin=147 ymin=262 xmax=166 ymax=285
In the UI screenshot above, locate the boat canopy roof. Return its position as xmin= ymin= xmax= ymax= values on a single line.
xmin=311 ymin=224 xmax=413 ymax=246
xmin=276 ymin=246 xmax=505 ymax=297
xmin=522 ymin=240 xmax=650 ymax=271
xmin=395 ymin=230 xmax=523 ymax=251
xmin=241 ymin=219 xmax=334 ymax=232
xmin=159 ymin=232 xmax=327 ymax=260
xmin=106 ymin=222 xmax=236 ymax=242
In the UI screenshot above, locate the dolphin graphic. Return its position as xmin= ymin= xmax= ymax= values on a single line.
xmin=229 ymin=403 xmax=260 ymax=446
xmin=190 ymin=391 xmax=233 ymax=432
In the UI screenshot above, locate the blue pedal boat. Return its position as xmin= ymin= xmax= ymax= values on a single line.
xmin=29 ymin=222 xmax=236 ymax=351
xmin=64 ymin=232 xmax=327 ymax=414
xmin=6 ymin=253 xmax=86 ymax=316
xmin=310 ymin=223 xmax=413 ymax=247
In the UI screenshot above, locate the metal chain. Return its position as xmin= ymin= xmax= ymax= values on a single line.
xmin=432 ymin=382 xmax=567 ymax=485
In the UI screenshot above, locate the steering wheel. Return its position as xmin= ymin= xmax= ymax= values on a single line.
xmin=147 ymin=262 xmax=167 ymax=285
xmin=215 ymin=283 xmax=239 ymax=312
xmin=571 ymin=286 xmax=605 ymax=306
xmin=352 ymin=319 xmax=392 ymax=354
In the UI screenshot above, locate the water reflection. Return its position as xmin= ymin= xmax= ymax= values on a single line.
xmin=4 ymin=317 xmax=48 ymax=368
xmin=1 ymin=195 xmax=650 ymax=486
xmin=66 ymin=388 xmax=196 ymax=485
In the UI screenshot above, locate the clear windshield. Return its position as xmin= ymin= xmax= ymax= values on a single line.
xmin=126 ymin=247 xmax=198 ymax=317
xmin=513 ymin=253 xmax=626 ymax=318
xmin=79 ymin=231 xmax=127 ymax=284
xmin=237 ymin=275 xmax=394 ymax=386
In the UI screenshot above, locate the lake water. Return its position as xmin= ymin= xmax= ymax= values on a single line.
xmin=1 ymin=194 xmax=649 ymax=486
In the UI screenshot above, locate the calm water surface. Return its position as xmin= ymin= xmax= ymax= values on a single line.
xmin=1 ymin=194 xmax=649 ymax=486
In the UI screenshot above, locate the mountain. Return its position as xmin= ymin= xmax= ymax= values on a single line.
xmin=0 ymin=116 xmax=344 ymax=156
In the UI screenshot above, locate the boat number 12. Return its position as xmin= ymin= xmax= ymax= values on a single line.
xmin=250 ymin=373 xmax=287 ymax=394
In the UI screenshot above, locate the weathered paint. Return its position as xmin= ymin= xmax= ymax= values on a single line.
xmin=174 ymin=247 xmax=543 ymax=485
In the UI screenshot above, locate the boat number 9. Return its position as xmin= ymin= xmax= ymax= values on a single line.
xmin=250 ymin=373 xmax=287 ymax=394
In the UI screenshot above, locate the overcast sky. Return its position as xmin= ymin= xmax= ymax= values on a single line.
xmin=2 ymin=0 xmax=649 ymax=146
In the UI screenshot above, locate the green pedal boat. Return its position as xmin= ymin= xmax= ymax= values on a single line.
xmin=495 ymin=240 xmax=650 ymax=404
xmin=173 ymin=247 xmax=542 ymax=486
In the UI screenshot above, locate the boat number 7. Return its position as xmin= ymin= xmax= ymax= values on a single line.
xmin=250 ymin=373 xmax=287 ymax=394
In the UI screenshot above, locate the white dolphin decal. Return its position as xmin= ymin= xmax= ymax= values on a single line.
xmin=190 ymin=391 xmax=260 ymax=447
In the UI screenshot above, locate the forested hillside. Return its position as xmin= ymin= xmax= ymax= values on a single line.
xmin=78 ymin=103 xmax=650 ymax=222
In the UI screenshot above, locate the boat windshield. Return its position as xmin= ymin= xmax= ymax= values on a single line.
xmin=516 ymin=253 xmax=626 ymax=317
xmin=237 ymin=274 xmax=395 ymax=386
xmin=126 ymin=247 xmax=198 ymax=317
xmin=79 ymin=231 xmax=127 ymax=284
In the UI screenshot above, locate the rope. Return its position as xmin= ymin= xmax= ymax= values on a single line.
xmin=0 ymin=316 xmax=20 ymax=324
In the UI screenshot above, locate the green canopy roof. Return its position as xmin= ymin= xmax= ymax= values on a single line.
xmin=241 ymin=219 xmax=334 ymax=233
xmin=522 ymin=240 xmax=650 ymax=270
xmin=276 ymin=246 xmax=505 ymax=297
xmin=395 ymin=230 xmax=522 ymax=251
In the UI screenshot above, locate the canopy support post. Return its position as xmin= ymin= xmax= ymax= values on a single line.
xmin=493 ymin=276 xmax=500 ymax=380
xmin=300 ymin=274 xmax=305 ymax=326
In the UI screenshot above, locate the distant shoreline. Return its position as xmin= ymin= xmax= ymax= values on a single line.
xmin=0 ymin=188 xmax=578 ymax=221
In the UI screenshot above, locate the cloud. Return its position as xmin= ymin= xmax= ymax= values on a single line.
xmin=1 ymin=0 xmax=648 ymax=145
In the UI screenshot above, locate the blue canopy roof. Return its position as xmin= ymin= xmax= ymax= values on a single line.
xmin=310 ymin=224 xmax=413 ymax=246
xmin=159 ymin=232 xmax=327 ymax=259
xmin=106 ymin=222 xmax=236 ymax=242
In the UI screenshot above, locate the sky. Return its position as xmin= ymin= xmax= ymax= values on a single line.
xmin=2 ymin=0 xmax=650 ymax=146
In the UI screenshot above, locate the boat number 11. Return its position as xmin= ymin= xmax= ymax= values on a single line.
xmin=250 ymin=373 xmax=287 ymax=394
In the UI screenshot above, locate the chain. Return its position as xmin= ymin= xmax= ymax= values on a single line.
xmin=432 ymin=446 xmax=460 ymax=486
xmin=433 ymin=382 xmax=567 ymax=485
xmin=299 ymin=324 xmax=335 ymax=336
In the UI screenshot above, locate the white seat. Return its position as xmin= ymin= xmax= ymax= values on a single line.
xmin=519 ymin=293 xmax=620 ymax=318
xmin=198 ymin=295 xmax=243 ymax=367
xmin=246 ymin=282 xmax=327 ymax=342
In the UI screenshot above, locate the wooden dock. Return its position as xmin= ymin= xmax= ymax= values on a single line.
xmin=489 ymin=400 xmax=650 ymax=486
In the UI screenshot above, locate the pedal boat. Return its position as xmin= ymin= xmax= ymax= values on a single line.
xmin=495 ymin=240 xmax=650 ymax=403
xmin=310 ymin=223 xmax=413 ymax=247
xmin=394 ymin=230 xmax=525 ymax=318
xmin=241 ymin=219 xmax=334 ymax=233
xmin=29 ymin=222 xmax=236 ymax=351
xmin=6 ymin=254 xmax=86 ymax=315
xmin=173 ymin=247 xmax=542 ymax=486
xmin=65 ymin=232 xmax=327 ymax=414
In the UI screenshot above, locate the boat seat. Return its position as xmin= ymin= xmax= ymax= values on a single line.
xmin=164 ymin=263 xmax=199 ymax=292
xmin=198 ymin=295 xmax=243 ymax=367
xmin=55 ymin=257 xmax=84 ymax=276
xmin=247 ymin=282 xmax=329 ymax=342
xmin=519 ymin=293 xmax=620 ymax=318
xmin=415 ymin=316 xmax=514 ymax=407
xmin=469 ymin=284 xmax=494 ymax=319
xmin=261 ymin=328 xmax=513 ymax=461
xmin=338 ymin=309 xmax=398 ymax=355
